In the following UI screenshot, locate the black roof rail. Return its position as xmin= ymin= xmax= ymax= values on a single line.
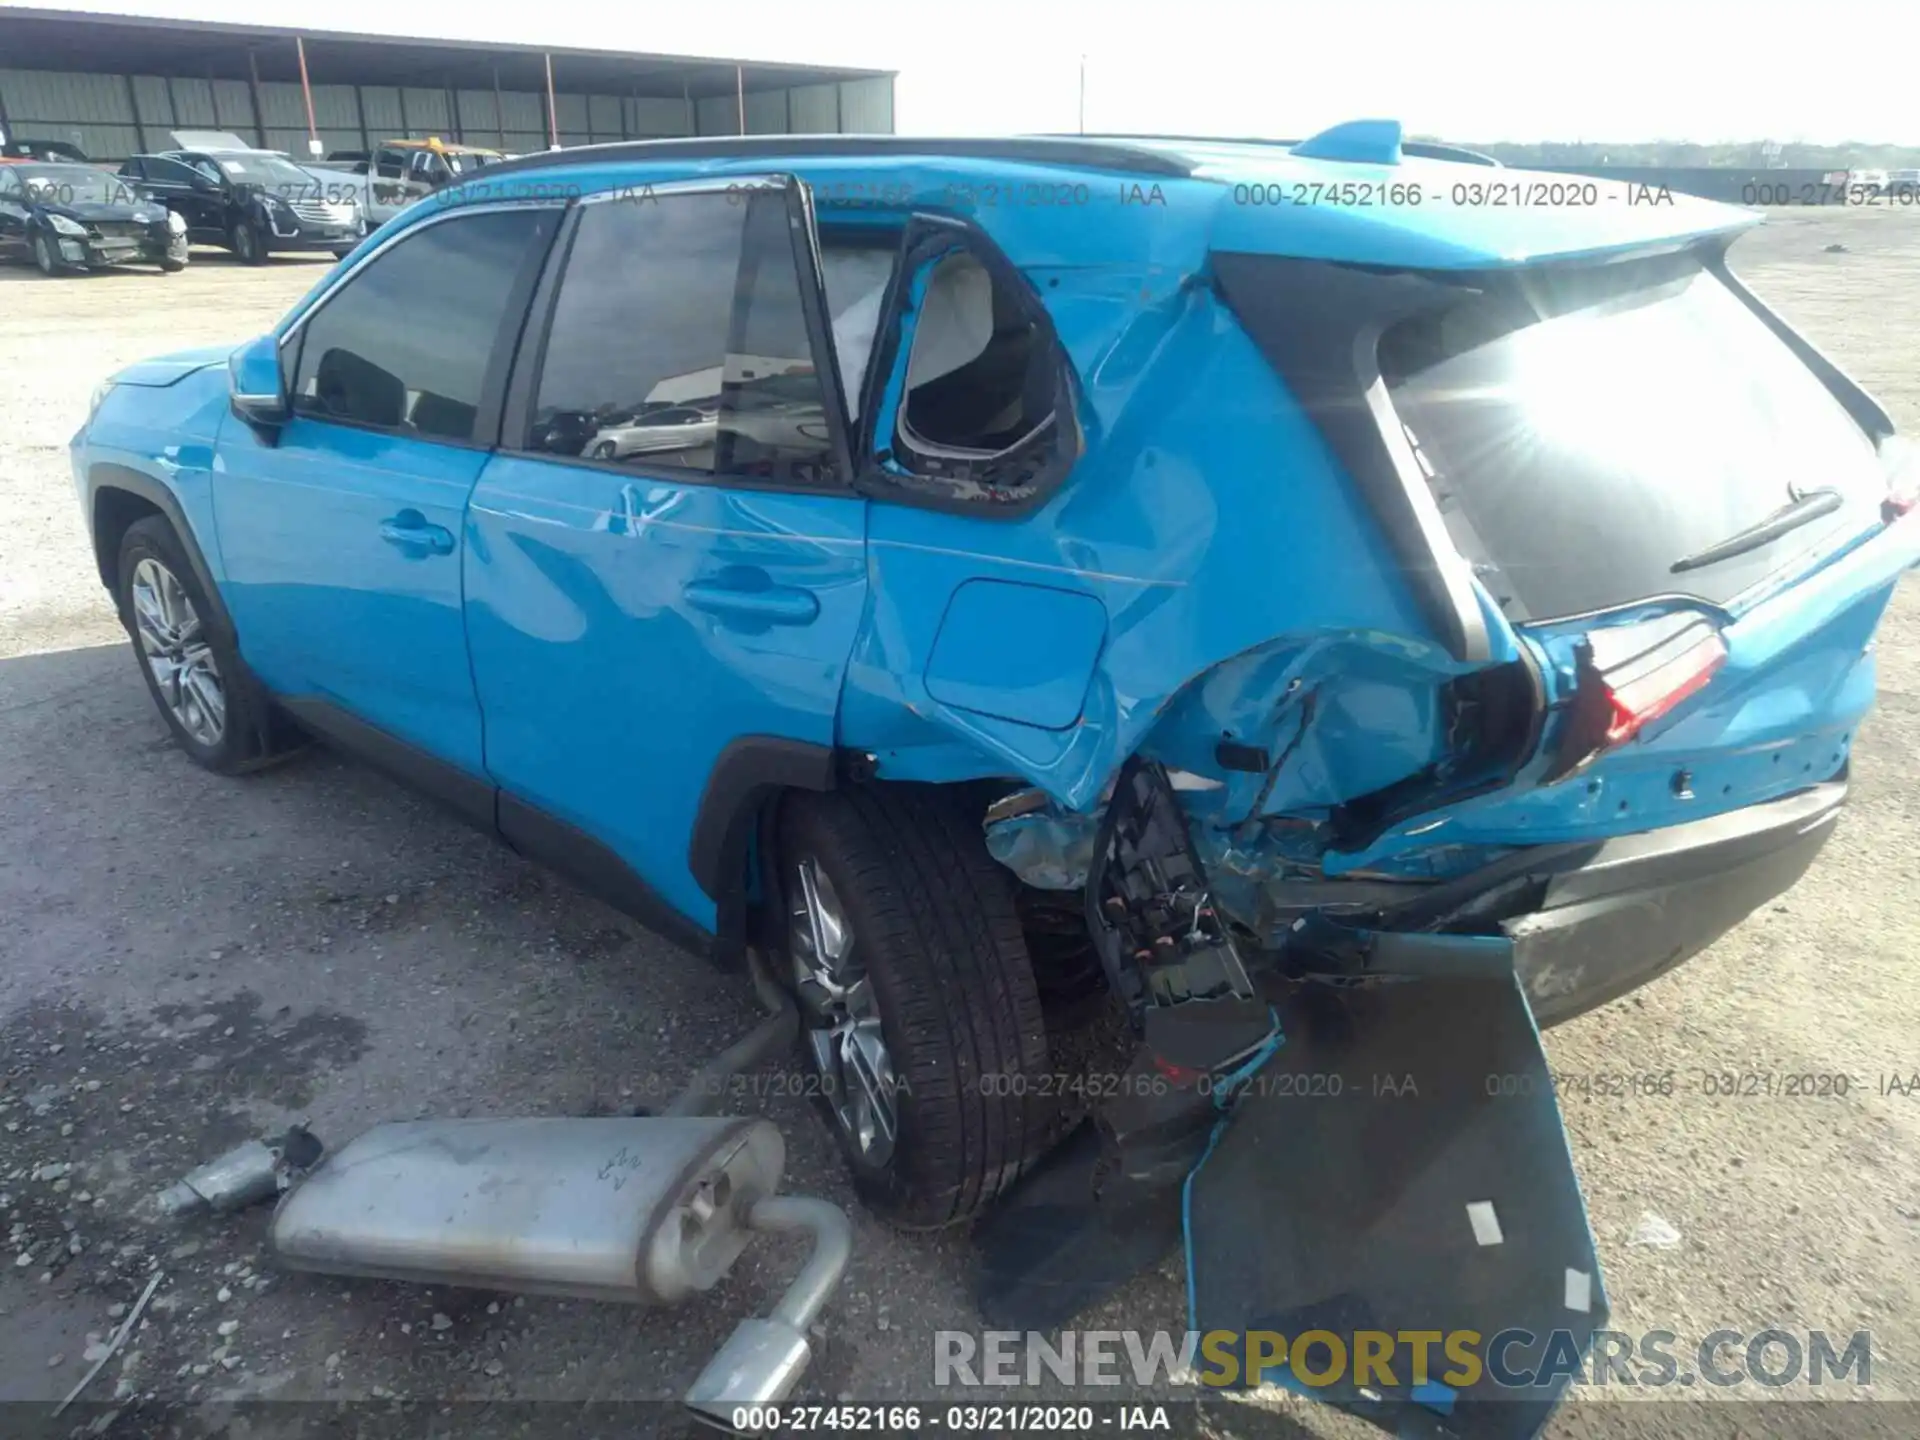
xmin=461 ymin=134 xmax=1197 ymax=187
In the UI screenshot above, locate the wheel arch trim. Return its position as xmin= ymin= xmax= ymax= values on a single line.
xmin=88 ymin=463 xmax=235 ymax=644
xmin=689 ymin=736 xmax=839 ymax=906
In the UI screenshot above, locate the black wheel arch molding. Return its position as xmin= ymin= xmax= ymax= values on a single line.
xmin=87 ymin=463 xmax=237 ymax=646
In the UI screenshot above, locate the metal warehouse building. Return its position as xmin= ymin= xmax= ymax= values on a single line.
xmin=0 ymin=7 xmax=895 ymax=163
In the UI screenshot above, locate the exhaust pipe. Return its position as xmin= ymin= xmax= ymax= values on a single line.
xmin=683 ymin=1195 xmax=853 ymax=1428
xmin=267 ymin=953 xmax=851 ymax=1415
xmin=665 ymin=949 xmax=798 ymax=1119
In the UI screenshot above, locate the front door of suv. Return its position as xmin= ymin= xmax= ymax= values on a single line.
xmin=465 ymin=177 xmax=868 ymax=931
xmin=213 ymin=202 xmax=560 ymax=792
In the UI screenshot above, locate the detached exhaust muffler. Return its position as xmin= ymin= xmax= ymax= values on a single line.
xmin=267 ymin=1114 xmax=849 ymax=1419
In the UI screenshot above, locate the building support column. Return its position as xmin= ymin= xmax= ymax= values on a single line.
xmin=492 ymin=67 xmax=506 ymax=149
xmin=295 ymin=35 xmax=319 ymax=156
xmin=543 ymin=52 xmax=558 ymax=149
xmin=123 ymin=72 xmax=148 ymax=154
xmin=245 ymin=47 xmax=267 ymax=150
xmin=735 ymin=64 xmax=745 ymax=136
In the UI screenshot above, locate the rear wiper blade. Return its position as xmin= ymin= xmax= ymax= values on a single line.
xmin=1670 ymin=487 xmax=1844 ymax=574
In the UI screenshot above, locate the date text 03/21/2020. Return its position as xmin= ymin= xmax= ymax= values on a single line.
xmin=726 ymin=1405 xmax=1171 ymax=1432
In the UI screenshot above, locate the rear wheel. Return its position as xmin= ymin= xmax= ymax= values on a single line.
xmin=780 ymin=786 xmax=1053 ymax=1228
xmin=231 ymin=220 xmax=266 ymax=265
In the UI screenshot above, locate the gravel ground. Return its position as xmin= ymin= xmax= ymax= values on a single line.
xmin=1 ymin=214 xmax=1917 ymax=1439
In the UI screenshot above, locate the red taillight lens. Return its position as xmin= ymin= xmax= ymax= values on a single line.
xmin=1884 ymin=492 xmax=1916 ymax=524
xmin=1602 ymin=632 xmax=1728 ymax=745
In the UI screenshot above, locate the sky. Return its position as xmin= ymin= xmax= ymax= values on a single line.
xmin=17 ymin=0 xmax=1920 ymax=145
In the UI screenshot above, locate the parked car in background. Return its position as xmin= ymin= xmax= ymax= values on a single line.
xmin=2 ymin=137 xmax=94 ymax=164
xmin=0 ymin=161 xmax=188 ymax=274
xmin=120 ymin=147 xmax=364 ymax=263
xmin=586 ymin=404 xmax=718 ymax=460
xmin=305 ymin=138 xmax=510 ymax=228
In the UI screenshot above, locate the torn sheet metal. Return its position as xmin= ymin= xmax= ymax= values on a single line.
xmin=1185 ymin=925 xmax=1607 ymax=1440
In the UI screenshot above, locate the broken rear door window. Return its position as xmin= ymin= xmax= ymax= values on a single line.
xmin=864 ymin=223 xmax=1078 ymax=512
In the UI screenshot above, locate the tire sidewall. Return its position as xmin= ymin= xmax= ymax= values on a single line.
xmin=32 ymin=231 xmax=62 ymax=275
xmin=781 ymin=828 xmax=937 ymax=1215
xmin=233 ymin=221 xmax=263 ymax=264
xmin=780 ymin=798 xmax=1048 ymax=1227
xmin=117 ymin=522 xmax=247 ymax=771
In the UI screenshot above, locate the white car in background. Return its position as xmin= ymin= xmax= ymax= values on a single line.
xmin=587 ymin=405 xmax=718 ymax=460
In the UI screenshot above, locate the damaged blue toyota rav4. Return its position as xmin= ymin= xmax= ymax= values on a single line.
xmin=75 ymin=122 xmax=1918 ymax=1436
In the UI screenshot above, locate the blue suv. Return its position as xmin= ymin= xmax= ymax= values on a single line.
xmin=72 ymin=123 xmax=1918 ymax=1420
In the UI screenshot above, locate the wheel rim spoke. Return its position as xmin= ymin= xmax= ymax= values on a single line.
xmin=789 ymin=855 xmax=897 ymax=1166
xmin=129 ymin=557 xmax=224 ymax=747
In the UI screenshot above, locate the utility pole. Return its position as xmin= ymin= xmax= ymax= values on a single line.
xmin=1078 ymin=54 xmax=1086 ymax=134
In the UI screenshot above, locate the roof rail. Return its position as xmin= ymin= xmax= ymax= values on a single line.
xmin=1071 ymin=131 xmax=1503 ymax=167
xmin=457 ymin=134 xmax=1197 ymax=187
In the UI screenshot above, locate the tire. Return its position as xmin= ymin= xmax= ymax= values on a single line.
xmin=780 ymin=785 xmax=1053 ymax=1229
xmin=115 ymin=516 xmax=296 ymax=775
xmin=32 ymin=231 xmax=65 ymax=276
xmin=160 ymin=257 xmax=187 ymax=273
xmin=231 ymin=220 xmax=266 ymax=265
xmin=591 ymin=441 xmax=617 ymax=459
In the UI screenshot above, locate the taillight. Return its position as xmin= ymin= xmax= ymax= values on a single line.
xmin=1545 ymin=618 xmax=1728 ymax=782
xmin=1885 ymin=440 xmax=1917 ymax=523
xmin=1602 ymin=631 xmax=1728 ymax=745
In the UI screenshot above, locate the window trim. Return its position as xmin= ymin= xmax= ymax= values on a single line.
xmin=497 ymin=173 xmax=860 ymax=498
xmin=277 ymin=198 xmax=565 ymax=452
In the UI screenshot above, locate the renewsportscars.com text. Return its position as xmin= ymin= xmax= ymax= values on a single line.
xmin=933 ymin=1328 xmax=1872 ymax=1391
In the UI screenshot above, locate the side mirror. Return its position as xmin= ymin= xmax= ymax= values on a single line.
xmin=228 ymin=334 xmax=289 ymax=438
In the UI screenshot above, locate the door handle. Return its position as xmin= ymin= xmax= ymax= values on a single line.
xmin=683 ymin=578 xmax=820 ymax=626
xmin=379 ymin=512 xmax=455 ymax=557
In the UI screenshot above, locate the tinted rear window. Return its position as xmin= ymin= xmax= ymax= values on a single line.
xmin=1380 ymin=260 xmax=1884 ymax=620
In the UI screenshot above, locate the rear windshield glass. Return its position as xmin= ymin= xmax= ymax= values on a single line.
xmin=1379 ymin=258 xmax=1884 ymax=621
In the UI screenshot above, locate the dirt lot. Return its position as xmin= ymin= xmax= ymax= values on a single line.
xmin=2 ymin=212 xmax=1918 ymax=1438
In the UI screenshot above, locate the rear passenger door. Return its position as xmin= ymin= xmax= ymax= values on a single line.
xmin=465 ymin=177 xmax=868 ymax=933
xmin=214 ymin=202 xmax=561 ymax=790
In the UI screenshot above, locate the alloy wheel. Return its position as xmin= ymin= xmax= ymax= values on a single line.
xmin=130 ymin=557 xmax=225 ymax=747
xmin=789 ymin=856 xmax=898 ymax=1166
